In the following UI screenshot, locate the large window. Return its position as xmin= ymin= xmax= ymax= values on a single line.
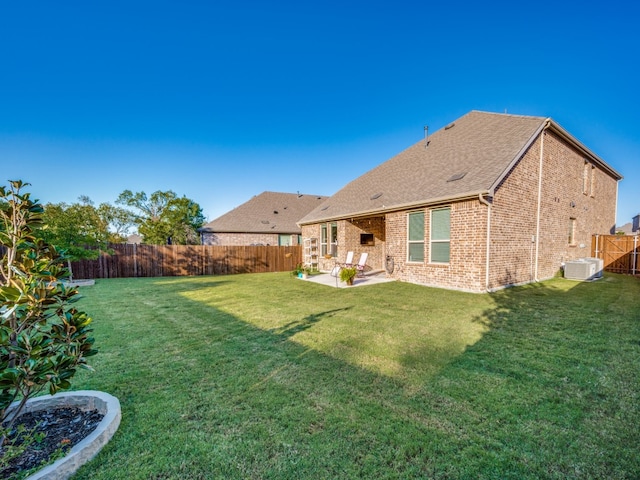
xmin=407 ymin=211 xmax=425 ymax=262
xmin=320 ymin=223 xmax=338 ymax=257
xmin=430 ymin=207 xmax=451 ymax=263
xmin=321 ymin=224 xmax=328 ymax=256
xmin=330 ymin=222 xmax=338 ymax=257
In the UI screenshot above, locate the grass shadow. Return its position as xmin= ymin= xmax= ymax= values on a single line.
xmin=271 ymin=307 xmax=353 ymax=339
xmin=71 ymin=273 xmax=640 ymax=480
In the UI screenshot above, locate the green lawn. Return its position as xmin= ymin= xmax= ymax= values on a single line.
xmin=71 ymin=273 xmax=640 ymax=479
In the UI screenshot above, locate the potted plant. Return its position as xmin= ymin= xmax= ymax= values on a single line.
xmin=292 ymin=264 xmax=311 ymax=279
xmin=301 ymin=266 xmax=312 ymax=279
xmin=291 ymin=263 xmax=304 ymax=278
xmin=339 ymin=266 xmax=357 ymax=285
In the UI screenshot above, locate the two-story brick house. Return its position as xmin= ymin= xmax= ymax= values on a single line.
xmin=298 ymin=111 xmax=622 ymax=292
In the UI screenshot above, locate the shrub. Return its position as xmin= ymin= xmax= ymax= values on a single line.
xmin=0 ymin=181 xmax=97 ymax=444
xmin=339 ymin=267 xmax=357 ymax=284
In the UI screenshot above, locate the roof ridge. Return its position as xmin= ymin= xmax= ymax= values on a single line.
xmin=469 ymin=109 xmax=548 ymax=120
xmin=260 ymin=190 xmax=328 ymax=198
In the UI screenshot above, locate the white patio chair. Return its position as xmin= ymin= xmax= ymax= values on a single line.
xmin=343 ymin=251 xmax=354 ymax=267
xmin=355 ymin=252 xmax=368 ymax=277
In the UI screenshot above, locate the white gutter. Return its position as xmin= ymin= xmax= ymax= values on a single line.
xmin=534 ymin=119 xmax=551 ymax=281
xmin=478 ymin=193 xmax=492 ymax=291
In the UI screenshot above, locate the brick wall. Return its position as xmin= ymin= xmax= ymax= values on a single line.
xmin=536 ymin=130 xmax=617 ymax=277
xmin=488 ymin=135 xmax=541 ymax=289
xmin=345 ymin=217 xmax=385 ymax=271
xmin=300 ymin=224 xmax=332 ymax=271
xmin=201 ymin=232 xmax=296 ymax=246
xmin=489 ymin=130 xmax=618 ymax=289
xmin=386 ymin=199 xmax=488 ymax=292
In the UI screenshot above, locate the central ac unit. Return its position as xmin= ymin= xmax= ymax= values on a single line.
xmin=580 ymin=257 xmax=604 ymax=279
xmin=564 ymin=260 xmax=597 ymax=281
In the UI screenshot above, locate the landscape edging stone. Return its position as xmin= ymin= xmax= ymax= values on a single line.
xmin=9 ymin=390 xmax=122 ymax=480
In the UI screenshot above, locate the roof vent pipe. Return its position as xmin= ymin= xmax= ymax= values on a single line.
xmin=424 ymin=125 xmax=429 ymax=148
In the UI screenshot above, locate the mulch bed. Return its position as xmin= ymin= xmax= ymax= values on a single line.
xmin=1 ymin=406 xmax=104 ymax=479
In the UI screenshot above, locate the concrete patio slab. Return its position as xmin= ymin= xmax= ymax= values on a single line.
xmin=301 ymin=271 xmax=395 ymax=288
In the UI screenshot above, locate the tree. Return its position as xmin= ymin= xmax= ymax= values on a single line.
xmin=161 ymin=196 xmax=206 ymax=245
xmin=116 ymin=190 xmax=205 ymax=244
xmin=39 ymin=198 xmax=111 ymax=280
xmin=97 ymin=203 xmax=136 ymax=243
xmin=0 ymin=181 xmax=97 ymax=443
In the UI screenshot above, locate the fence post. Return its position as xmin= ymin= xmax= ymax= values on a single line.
xmin=133 ymin=243 xmax=138 ymax=277
xmin=633 ymin=235 xmax=638 ymax=276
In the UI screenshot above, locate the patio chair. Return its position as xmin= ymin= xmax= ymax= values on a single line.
xmin=330 ymin=251 xmax=354 ymax=278
xmin=355 ymin=252 xmax=368 ymax=277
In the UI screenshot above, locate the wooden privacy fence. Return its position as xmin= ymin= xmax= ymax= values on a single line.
xmin=70 ymin=244 xmax=302 ymax=279
xmin=591 ymin=234 xmax=640 ymax=275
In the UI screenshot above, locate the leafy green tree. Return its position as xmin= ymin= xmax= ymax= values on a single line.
xmin=97 ymin=203 xmax=136 ymax=243
xmin=161 ymin=196 xmax=206 ymax=245
xmin=116 ymin=189 xmax=205 ymax=244
xmin=39 ymin=198 xmax=110 ymax=280
xmin=0 ymin=181 xmax=97 ymax=444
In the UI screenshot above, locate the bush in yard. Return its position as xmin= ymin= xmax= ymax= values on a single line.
xmin=0 ymin=181 xmax=97 ymax=445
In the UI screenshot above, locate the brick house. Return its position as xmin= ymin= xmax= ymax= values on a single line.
xmin=200 ymin=191 xmax=327 ymax=246
xmin=298 ymin=111 xmax=622 ymax=292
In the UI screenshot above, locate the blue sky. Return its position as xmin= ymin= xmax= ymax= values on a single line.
xmin=1 ymin=1 xmax=638 ymax=226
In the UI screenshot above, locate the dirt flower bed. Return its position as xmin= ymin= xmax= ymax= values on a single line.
xmin=1 ymin=406 xmax=104 ymax=479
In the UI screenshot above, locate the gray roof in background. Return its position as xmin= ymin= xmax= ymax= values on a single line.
xmin=299 ymin=111 xmax=622 ymax=225
xmin=616 ymin=222 xmax=634 ymax=234
xmin=300 ymin=111 xmax=548 ymax=224
xmin=200 ymin=191 xmax=328 ymax=234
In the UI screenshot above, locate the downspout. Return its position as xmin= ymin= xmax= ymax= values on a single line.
xmin=615 ymin=181 xmax=619 ymax=233
xmin=479 ymin=193 xmax=492 ymax=291
xmin=534 ymin=120 xmax=551 ymax=281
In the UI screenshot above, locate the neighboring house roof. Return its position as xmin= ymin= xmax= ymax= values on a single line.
xmin=616 ymin=222 xmax=634 ymax=234
xmin=299 ymin=110 xmax=622 ymax=225
xmin=126 ymin=234 xmax=142 ymax=244
xmin=200 ymin=191 xmax=328 ymax=234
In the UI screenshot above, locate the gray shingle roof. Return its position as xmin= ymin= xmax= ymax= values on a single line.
xmin=299 ymin=110 xmax=621 ymax=225
xmin=616 ymin=222 xmax=634 ymax=234
xmin=200 ymin=191 xmax=328 ymax=234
